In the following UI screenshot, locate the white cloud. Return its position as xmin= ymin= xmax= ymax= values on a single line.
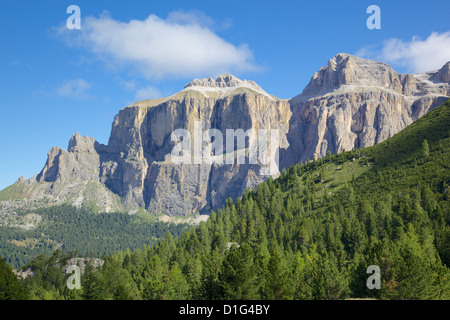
xmin=166 ymin=10 xmax=214 ymax=29
xmin=55 ymin=78 xmax=92 ymax=99
xmin=58 ymin=11 xmax=258 ymax=79
xmin=356 ymin=31 xmax=450 ymax=72
xmin=135 ymin=86 xmax=162 ymax=100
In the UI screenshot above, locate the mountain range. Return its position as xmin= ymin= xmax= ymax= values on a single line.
xmin=1 ymin=53 xmax=449 ymax=217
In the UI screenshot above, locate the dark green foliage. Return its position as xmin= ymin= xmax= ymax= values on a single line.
xmin=220 ymin=243 xmax=259 ymax=299
xmin=0 ymin=205 xmax=191 ymax=268
xmin=0 ymin=257 xmax=28 ymax=300
xmin=4 ymin=100 xmax=450 ymax=300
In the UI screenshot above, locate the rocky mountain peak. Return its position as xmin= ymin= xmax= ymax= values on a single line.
xmin=184 ymin=73 xmax=263 ymax=91
xmin=327 ymin=52 xmax=352 ymax=69
xmin=298 ymin=53 xmax=399 ymax=97
xmin=3 ymin=55 xmax=448 ymax=217
xmin=68 ymin=133 xmax=97 ymax=153
xmin=431 ymin=61 xmax=450 ymax=82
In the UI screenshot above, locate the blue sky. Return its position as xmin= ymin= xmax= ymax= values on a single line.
xmin=1 ymin=0 xmax=449 ymax=190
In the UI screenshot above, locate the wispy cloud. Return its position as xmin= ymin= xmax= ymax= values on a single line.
xmin=57 ymin=11 xmax=258 ymax=79
xmin=356 ymin=31 xmax=450 ymax=72
xmin=56 ymin=78 xmax=92 ymax=99
xmin=134 ymin=86 xmax=162 ymax=100
xmin=120 ymin=79 xmax=137 ymax=91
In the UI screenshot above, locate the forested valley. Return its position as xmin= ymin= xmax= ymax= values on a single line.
xmin=1 ymin=100 xmax=449 ymax=300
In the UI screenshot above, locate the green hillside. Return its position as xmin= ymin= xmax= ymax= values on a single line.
xmin=0 ymin=205 xmax=191 ymax=268
xmin=3 ymin=99 xmax=450 ymax=300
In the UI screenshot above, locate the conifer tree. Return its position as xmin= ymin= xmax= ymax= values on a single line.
xmin=0 ymin=257 xmax=27 ymax=300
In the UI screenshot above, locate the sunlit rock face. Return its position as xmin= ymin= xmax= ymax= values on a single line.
xmin=6 ymin=56 xmax=449 ymax=216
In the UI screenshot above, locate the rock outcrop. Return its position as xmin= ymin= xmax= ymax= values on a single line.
xmin=1 ymin=56 xmax=449 ymax=216
xmin=13 ymin=257 xmax=104 ymax=280
xmin=282 ymin=53 xmax=449 ymax=167
xmin=3 ymin=133 xmax=123 ymax=213
xmin=99 ymin=74 xmax=291 ymax=215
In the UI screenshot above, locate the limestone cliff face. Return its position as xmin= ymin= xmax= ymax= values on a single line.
xmin=38 ymin=133 xmax=102 ymax=183
xmin=10 ymin=133 xmax=123 ymax=213
xmin=282 ymin=53 xmax=449 ymax=167
xmin=3 ymin=56 xmax=449 ymax=216
xmin=101 ymin=75 xmax=291 ymax=215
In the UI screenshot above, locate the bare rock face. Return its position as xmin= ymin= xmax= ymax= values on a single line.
xmin=1 ymin=57 xmax=449 ymax=216
xmin=282 ymin=53 xmax=449 ymax=166
xmin=38 ymin=133 xmax=102 ymax=183
xmin=102 ymin=78 xmax=291 ymax=214
xmin=61 ymin=257 xmax=104 ymax=274
xmin=6 ymin=133 xmax=124 ymax=213
xmin=13 ymin=268 xmax=35 ymax=280
xmin=13 ymin=257 xmax=105 ymax=280
xmin=431 ymin=62 xmax=450 ymax=83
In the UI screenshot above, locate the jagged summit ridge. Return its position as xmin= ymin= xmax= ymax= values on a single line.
xmin=297 ymin=53 xmax=399 ymax=97
xmin=284 ymin=54 xmax=449 ymax=166
xmin=2 ymin=55 xmax=449 ymax=217
xmin=296 ymin=53 xmax=450 ymax=99
xmin=184 ymin=73 xmax=261 ymax=90
xmin=184 ymin=73 xmax=266 ymax=94
xmin=431 ymin=61 xmax=450 ymax=82
xmin=182 ymin=73 xmax=273 ymax=99
xmin=68 ymin=132 xmax=97 ymax=153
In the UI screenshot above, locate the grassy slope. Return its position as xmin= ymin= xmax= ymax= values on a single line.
xmin=11 ymin=100 xmax=450 ymax=300
xmin=281 ymin=99 xmax=450 ymax=209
